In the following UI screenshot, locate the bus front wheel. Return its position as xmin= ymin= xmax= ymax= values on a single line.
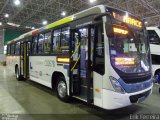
xmin=56 ymin=77 xmax=70 ymax=102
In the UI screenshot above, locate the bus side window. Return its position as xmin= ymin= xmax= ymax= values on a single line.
xmin=52 ymin=29 xmax=61 ymax=53
xmin=38 ymin=34 xmax=45 ymax=54
xmin=15 ymin=42 xmax=20 ymax=55
xmin=94 ymin=25 xmax=105 ymax=75
xmin=148 ymin=30 xmax=160 ymax=44
xmin=11 ymin=44 xmax=15 ymax=55
xmin=52 ymin=27 xmax=70 ymax=54
xmin=32 ymin=36 xmax=38 ymax=54
xmin=44 ymin=32 xmax=51 ymax=54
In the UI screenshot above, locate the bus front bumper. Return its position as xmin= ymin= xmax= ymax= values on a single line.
xmin=102 ymin=85 xmax=152 ymax=110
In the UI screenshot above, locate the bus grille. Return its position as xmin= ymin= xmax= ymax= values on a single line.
xmin=129 ymin=89 xmax=151 ymax=103
xmin=122 ymin=75 xmax=151 ymax=84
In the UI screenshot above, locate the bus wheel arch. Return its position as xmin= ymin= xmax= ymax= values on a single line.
xmin=51 ymin=71 xmax=65 ymax=89
xmin=51 ymin=71 xmax=70 ymax=102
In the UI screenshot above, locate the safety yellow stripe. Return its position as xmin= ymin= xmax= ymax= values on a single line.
xmin=71 ymin=43 xmax=80 ymax=58
xmin=71 ymin=55 xmax=80 ymax=72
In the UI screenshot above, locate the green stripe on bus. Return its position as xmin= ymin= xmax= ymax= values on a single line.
xmin=47 ymin=16 xmax=74 ymax=29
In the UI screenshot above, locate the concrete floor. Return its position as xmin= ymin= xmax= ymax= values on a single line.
xmin=0 ymin=66 xmax=160 ymax=120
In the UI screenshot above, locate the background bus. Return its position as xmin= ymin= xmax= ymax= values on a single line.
xmin=147 ymin=26 xmax=160 ymax=82
xmin=6 ymin=5 xmax=153 ymax=110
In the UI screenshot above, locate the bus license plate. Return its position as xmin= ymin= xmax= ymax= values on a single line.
xmin=138 ymin=96 xmax=146 ymax=103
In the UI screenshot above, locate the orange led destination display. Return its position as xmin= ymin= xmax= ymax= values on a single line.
xmin=115 ymin=57 xmax=135 ymax=65
xmin=112 ymin=12 xmax=142 ymax=28
xmin=113 ymin=27 xmax=128 ymax=35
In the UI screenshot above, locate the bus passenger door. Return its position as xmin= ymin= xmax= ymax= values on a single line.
xmin=70 ymin=25 xmax=94 ymax=103
xmin=20 ymin=42 xmax=24 ymax=77
xmin=20 ymin=42 xmax=28 ymax=79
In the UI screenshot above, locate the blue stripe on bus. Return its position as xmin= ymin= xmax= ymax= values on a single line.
xmin=118 ymin=79 xmax=153 ymax=93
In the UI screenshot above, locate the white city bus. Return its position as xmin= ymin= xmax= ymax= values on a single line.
xmin=147 ymin=26 xmax=160 ymax=81
xmin=6 ymin=5 xmax=153 ymax=110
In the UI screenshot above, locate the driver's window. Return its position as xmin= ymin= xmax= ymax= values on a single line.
xmin=94 ymin=24 xmax=105 ymax=75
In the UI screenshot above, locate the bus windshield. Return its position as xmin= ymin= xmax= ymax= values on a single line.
xmin=109 ymin=22 xmax=151 ymax=74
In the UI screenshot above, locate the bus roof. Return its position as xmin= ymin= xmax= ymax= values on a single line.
xmin=7 ymin=5 xmax=104 ymax=44
xmin=7 ymin=4 xmax=137 ymax=44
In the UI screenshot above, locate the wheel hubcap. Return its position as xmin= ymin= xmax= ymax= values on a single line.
xmin=58 ymin=81 xmax=67 ymax=98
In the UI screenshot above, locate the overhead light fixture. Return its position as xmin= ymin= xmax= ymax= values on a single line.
xmin=42 ymin=20 xmax=47 ymax=25
xmin=125 ymin=12 xmax=128 ymax=18
xmin=7 ymin=22 xmax=20 ymax=27
xmin=4 ymin=13 xmax=9 ymax=18
xmin=61 ymin=11 xmax=66 ymax=16
xmin=31 ymin=27 xmax=35 ymax=30
xmin=14 ymin=0 xmax=20 ymax=5
xmin=0 ymin=22 xmax=2 ymax=26
xmin=25 ymin=26 xmax=31 ymax=29
xmin=89 ymin=0 xmax=96 ymax=3
xmin=145 ymin=21 xmax=148 ymax=24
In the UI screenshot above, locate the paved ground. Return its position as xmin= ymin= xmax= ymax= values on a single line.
xmin=0 ymin=66 xmax=159 ymax=120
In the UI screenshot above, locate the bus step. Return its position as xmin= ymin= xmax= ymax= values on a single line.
xmin=73 ymin=80 xmax=81 ymax=94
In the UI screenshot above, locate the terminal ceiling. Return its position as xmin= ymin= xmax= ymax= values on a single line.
xmin=0 ymin=0 xmax=160 ymax=31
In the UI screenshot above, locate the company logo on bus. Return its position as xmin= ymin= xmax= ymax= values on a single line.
xmin=112 ymin=12 xmax=142 ymax=28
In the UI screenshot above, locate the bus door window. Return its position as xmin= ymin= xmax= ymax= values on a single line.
xmin=90 ymin=28 xmax=95 ymax=66
xmin=79 ymin=28 xmax=88 ymax=77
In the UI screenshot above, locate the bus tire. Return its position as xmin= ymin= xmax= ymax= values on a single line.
xmin=56 ymin=76 xmax=70 ymax=102
xmin=15 ymin=67 xmax=20 ymax=80
xmin=15 ymin=67 xmax=23 ymax=81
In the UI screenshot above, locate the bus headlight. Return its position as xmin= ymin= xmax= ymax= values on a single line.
xmin=109 ymin=76 xmax=125 ymax=94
